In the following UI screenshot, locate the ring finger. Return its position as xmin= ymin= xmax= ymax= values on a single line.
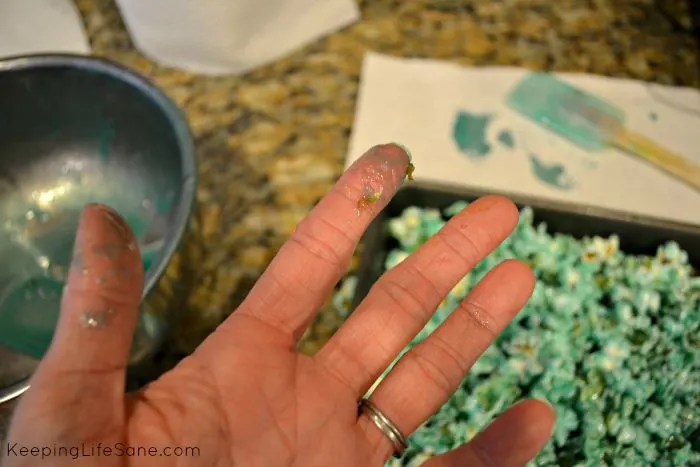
xmin=358 ymin=259 xmax=535 ymax=460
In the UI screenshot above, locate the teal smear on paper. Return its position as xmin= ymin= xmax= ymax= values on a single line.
xmin=529 ymin=154 xmax=575 ymax=190
xmin=649 ymin=111 xmax=658 ymax=121
xmin=452 ymin=111 xmax=493 ymax=158
xmin=497 ymin=129 xmax=515 ymax=148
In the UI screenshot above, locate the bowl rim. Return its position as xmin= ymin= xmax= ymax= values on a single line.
xmin=0 ymin=52 xmax=197 ymax=300
xmin=0 ymin=53 xmax=197 ymax=402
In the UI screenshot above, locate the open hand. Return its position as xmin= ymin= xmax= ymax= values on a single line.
xmin=3 ymin=144 xmax=554 ymax=466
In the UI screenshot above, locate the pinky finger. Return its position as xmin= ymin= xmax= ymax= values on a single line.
xmin=423 ymin=400 xmax=555 ymax=467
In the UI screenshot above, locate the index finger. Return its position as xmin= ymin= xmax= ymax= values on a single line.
xmin=224 ymin=144 xmax=411 ymax=342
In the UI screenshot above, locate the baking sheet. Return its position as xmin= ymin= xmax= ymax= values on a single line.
xmin=351 ymin=182 xmax=700 ymax=309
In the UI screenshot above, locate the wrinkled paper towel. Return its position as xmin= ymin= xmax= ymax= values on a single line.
xmin=0 ymin=0 xmax=90 ymax=57
xmin=114 ymin=0 xmax=360 ymax=75
xmin=347 ymin=52 xmax=700 ymax=226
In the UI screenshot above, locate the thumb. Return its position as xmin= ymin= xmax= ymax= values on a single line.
xmin=6 ymin=204 xmax=143 ymax=464
xmin=34 ymin=203 xmax=144 ymax=396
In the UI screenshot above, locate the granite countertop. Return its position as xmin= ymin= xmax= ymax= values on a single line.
xmin=1 ymin=0 xmax=698 ymax=440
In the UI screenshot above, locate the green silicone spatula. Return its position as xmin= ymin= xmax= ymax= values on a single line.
xmin=506 ymin=72 xmax=700 ymax=192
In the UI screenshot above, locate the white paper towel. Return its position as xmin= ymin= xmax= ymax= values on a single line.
xmin=347 ymin=52 xmax=700 ymax=226
xmin=0 ymin=0 xmax=90 ymax=58
xmin=114 ymin=0 xmax=360 ymax=75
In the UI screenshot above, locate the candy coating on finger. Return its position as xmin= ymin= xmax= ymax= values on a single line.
xmin=64 ymin=204 xmax=143 ymax=331
xmin=352 ymin=144 xmax=411 ymax=214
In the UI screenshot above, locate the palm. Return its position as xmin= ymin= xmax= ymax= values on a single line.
xmin=4 ymin=145 xmax=554 ymax=467
xmin=127 ymin=316 xmax=370 ymax=467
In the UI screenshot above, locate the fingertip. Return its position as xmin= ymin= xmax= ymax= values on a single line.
xmin=480 ymin=259 xmax=535 ymax=303
xmin=79 ymin=202 xmax=119 ymax=224
xmin=76 ymin=202 xmax=104 ymax=233
xmin=83 ymin=201 xmax=116 ymax=214
xmin=536 ymin=398 xmax=557 ymax=427
xmin=373 ymin=143 xmax=411 ymax=174
xmin=381 ymin=142 xmax=411 ymax=161
xmin=426 ymin=399 xmax=556 ymax=467
xmin=501 ymin=258 xmax=536 ymax=292
xmin=470 ymin=399 xmax=556 ymax=465
xmin=492 ymin=195 xmax=519 ymax=226
xmin=467 ymin=195 xmax=520 ymax=229
xmin=512 ymin=399 xmax=557 ymax=444
xmin=80 ymin=203 xmax=136 ymax=246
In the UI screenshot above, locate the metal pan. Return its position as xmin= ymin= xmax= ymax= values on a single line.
xmin=351 ymin=181 xmax=700 ymax=310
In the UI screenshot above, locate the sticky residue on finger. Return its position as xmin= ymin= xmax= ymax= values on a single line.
xmin=80 ymin=308 xmax=115 ymax=329
xmin=391 ymin=142 xmax=415 ymax=181
xmin=355 ymin=143 xmax=413 ymax=214
xmin=66 ymin=204 xmax=142 ymax=331
xmin=405 ymin=161 xmax=415 ymax=181
xmin=356 ymin=165 xmax=387 ymax=213
xmin=357 ymin=186 xmax=384 ymax=211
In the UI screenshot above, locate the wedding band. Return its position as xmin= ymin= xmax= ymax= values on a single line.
xmin=358 ymin=398 xmax=409 ymax=457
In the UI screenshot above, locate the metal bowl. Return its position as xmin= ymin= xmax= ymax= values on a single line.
xmin=0 ymin=54 xmax=196 ymax=403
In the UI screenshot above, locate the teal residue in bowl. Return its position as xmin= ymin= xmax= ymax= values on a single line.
xmin=0 ymin=238 xmax=160 ymax=359
xmin=0 ymin=277 xmax=63 ymax=354
xmin=0 ymin=186 xmax=170 ymax=359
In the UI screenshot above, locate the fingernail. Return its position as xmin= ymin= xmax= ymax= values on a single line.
xmin=390 ymin=142 xmax=412 ymax=163
xmin=467 ymin=195 xmax=507 ymax=214
xmin=69 ymin=204 xmax=135 ymax=273
xmin=70 ymin=206 xmax=91 ymax=272
xmin=93 ymin=204 xmax=133 ymax=244
xmin=537 ymin=398 xmax=556 ymax=415
xmin=356 ymin=143 xmax=409 ymax=167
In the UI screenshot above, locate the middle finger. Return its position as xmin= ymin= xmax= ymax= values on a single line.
xmin=315 ymin=196 xmax=519 ymax=396
xmin=359 ymin=260 xmax=535 ymax=461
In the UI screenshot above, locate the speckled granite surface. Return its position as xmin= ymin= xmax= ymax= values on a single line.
xmin=1 ymin=0 xmax=697 ymax=440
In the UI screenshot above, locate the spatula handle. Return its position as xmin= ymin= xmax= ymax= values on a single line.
xmin=613 ymin=130 xmax=700 ymax=193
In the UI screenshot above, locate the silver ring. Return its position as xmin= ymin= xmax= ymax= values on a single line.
xmin=0 ymin=379 xmax=30 ymax=405
xmin=358 ymin=398 xmax=408 ymax=457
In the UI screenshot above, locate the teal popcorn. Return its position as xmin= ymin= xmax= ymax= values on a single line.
xmin=581 ymin=409 xmax=607 ymax=440
xmin=388 ymin=206 xmax=424 ymax=251
xmin=470 ymin=345 xmax=503 ymax=376
xmin=420 ymin=208 xmax=445 ymax=237
xmin=658 ymin=241 xmax=688 ymax=266
xmin=552 ymin=406 xmax=578 ymax=447
xmin=534 ymin=442 xmax=557 ymax=466
xmin=674 ymin=446 xmax=700 ymax=466
xmin=333 ymin=201 xmax=700 ymax=466
xmin=405 ymin=451 xmax=435 ymax=467
xmin=385 ymin=249 xmax=410 ymax=270
xmin=443 ymin=200 xmax=469 ymax=217
xmin=633 ymin=289 xmax=661 ymax=314
xmin=332 ymin=275 xmax=357 ymax=317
